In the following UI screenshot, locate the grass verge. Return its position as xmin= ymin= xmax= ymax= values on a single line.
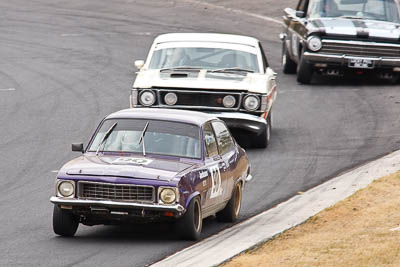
xmin=223 ymin=171 xmax=400 ymax=267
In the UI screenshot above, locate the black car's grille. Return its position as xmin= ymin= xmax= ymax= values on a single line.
xmin=78 ymin=182 xmax=154 ymax=203
xmin=158 ymin=90 xmax=242 ymax=110
xmin=320 ymin=40 xmax=400 ymax=58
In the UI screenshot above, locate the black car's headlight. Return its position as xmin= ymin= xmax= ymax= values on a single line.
xmin=158 ymin=187 xmax=179 ymax=204
xmin=307 ymin=36 xmax=322 ymax=52
xmin=57 ymin=180 xmax=75 ymax=198
xmin=139 ymin=90 xmax=156 ymax=106
xmin=243 ymin=95 xmax=260 ymax=111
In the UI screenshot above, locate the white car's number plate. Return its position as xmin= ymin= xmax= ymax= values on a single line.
xmin=348 ymin=58 xmax=374 ymax=69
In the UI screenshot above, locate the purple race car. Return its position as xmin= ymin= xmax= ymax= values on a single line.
xmin=50 ymin=108 xmax=251 ymax=240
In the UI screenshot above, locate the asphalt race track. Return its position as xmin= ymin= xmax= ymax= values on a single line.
xmin=1 ymin=0 xmax=400 ymax=266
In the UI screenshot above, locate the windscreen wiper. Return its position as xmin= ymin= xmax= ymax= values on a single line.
xmin=339 ymin=16 xmax=364 ymax=20
xmin=138 ymin=122 xmax=149 ymax=157
xmin=96 ymin=122 xmax=118 ymax=156
xmin=210 ymin=67 xmax=254 ymax=74
xmin=160 ymin=66 xmax=201 ymax=72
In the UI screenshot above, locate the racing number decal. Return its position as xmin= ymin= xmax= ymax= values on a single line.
xmin=209 ymin=165 xmax=223 ymax=199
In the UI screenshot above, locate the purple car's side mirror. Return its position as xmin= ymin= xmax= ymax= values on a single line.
xmin=72 ymin=143 xmax=84 ymax=153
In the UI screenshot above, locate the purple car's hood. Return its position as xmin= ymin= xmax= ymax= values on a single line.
xmin=59 ymin=155 xmax=198 ymax=181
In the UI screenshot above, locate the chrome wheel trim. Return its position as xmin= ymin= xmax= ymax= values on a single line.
xmin=234 ymin=183 xmax=242 ymax=217
xmin=193 ymin=200 xmax=202 ymax=233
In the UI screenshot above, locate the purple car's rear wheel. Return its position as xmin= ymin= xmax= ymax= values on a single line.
xmin=216 ymin=182 xmax=242 ymax=222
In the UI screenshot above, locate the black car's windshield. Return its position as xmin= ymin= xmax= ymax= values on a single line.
xmin=308 ymin=0 xmax=400 ymax=23
xmin=149 ymin=46 xmax=260 ymax=73
xmin=88 ymin=119 xmax=201 ymax=159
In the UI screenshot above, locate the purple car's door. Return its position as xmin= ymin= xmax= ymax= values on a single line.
xmin=201 ymin=122 xmax=225 ymax=212
xmin=211 ymin=121 xmax=236 ymax=202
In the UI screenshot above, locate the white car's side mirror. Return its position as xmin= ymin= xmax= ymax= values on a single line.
xmin=134 ymin=60 xmax=145 ymax=70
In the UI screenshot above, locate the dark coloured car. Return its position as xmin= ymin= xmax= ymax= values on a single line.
xmin=281 ymin=0 xmax=400 ymax=84
xmin=50 ymin=108 xmax=251 ymax=240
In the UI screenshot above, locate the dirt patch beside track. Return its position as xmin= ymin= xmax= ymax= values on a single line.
xmin=224 ymin=171 xmax=400 ymax=266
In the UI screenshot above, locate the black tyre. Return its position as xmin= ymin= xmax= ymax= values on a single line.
xmin=53 ymin=205 xmax=79 ymax=237
xmin=297 ymin=52 xmax=313 ymax=84
xmin=282 ymin=43 xmax=297 ymax=74
xmin=391 ymin=74 xmax=400 ymax=84
xmin=386 ymin=74 xmax=399 ymax=85
xmin=175 ymin=197 xmax=202 ymax=240
xmin=252 ymin=116 xmax=271 ymax=148
xmin=216 ymin=182 xmax=242 ymax=223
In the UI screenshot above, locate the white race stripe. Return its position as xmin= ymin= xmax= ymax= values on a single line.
xmin=365 ymin=21 xmax=400 ymax=39
xmin=322 ymin=19 xmax=357 ymax=36
xmin=0 ymin=88 xmax=15 ymax=91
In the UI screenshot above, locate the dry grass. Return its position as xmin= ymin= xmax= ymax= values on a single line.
xmin=224 ymin=172 xmax=400 ymax=267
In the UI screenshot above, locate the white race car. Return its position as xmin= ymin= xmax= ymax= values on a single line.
xmin=130 ymin=33 xmax=277 ymax=148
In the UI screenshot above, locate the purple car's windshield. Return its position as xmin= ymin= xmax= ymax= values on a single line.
xmin=88 ymin=119 xmax=201 ymax=159
xmin=308 ymin=0 xmax=400 ymax=23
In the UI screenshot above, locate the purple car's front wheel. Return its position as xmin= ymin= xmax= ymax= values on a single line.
xmin=53 ymin=205 xmax=79 ymax=237
xmin=175 ymin=197 xmax=202 ymax=240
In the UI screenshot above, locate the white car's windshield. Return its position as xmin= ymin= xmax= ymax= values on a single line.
xmin=308 ymin=0 xmax=400 ymax=23
xmin=89 ymin=119 xmax=201 ymax=159
xmin=149 ymin=46 xmax=260 ymax=73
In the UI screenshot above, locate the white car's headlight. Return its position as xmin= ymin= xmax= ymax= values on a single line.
xmin=159 ymin=187 xmax=177 ymax=204
xmin=243 ymin=95 xmax=260 ymax=111
xmin=58 ymin=181 xmax=75 ymax=197
xmin=164 ymin=92 xmax=178 ymax=106
xmin=139 ymin=90 xmax=156 ymax=106
xmin=307 ymin=36 xmax=322 ymax=52
xmin=223 ymin=95 xmax=236 ymax=108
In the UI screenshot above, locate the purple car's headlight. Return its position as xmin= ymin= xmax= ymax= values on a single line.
xmin=158 ymin=187 xmax=179 ymax=204
xmin=57 ymin=180 xmax=75 ymax=198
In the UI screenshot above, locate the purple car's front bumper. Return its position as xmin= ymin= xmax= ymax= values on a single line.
xmin=50 ymin=197 xmax=185 ymax=212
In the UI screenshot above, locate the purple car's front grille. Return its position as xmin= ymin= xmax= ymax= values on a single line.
xmin=78 ymin=181 xmax=154 ymax=203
